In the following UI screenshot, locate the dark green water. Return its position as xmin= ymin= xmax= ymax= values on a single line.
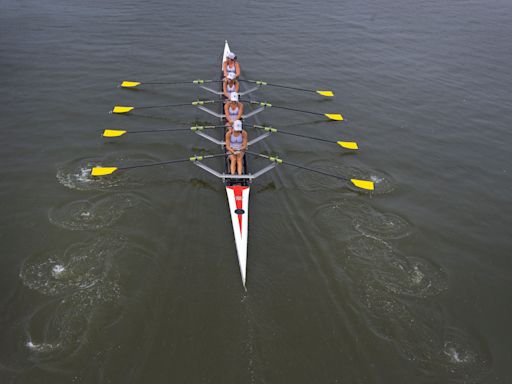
xmin=1 ymin=0 xmax=511 ymax=383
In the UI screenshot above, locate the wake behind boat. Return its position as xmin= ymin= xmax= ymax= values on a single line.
xmin=92 ymin=41 xmax=375 ymax=290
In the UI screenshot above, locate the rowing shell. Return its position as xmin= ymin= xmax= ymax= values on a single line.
xmin=223 ymin=41 xmax=249 ymax=290
xmin=98 ymin=42 xmax=373 ymax=290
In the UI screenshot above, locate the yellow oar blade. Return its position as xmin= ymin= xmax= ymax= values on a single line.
xmin=325 ymin=113 xmax=344 ymax=121
xmin=91 ymin=167 xmax=118 ymax=176
xmin=112 ymin=106 xmax=134 ymax=114
xmin=121 ymin=81 xmax=141 ymax=88
xmin=337 ymin=141 xmax=358 ymax=150
xmin=316 ymin=90 xmax=334 ymax=97
xmin=103 ymin=129 xmax=127 ymax=137
xmin=350 ymin=179 xmax=374 ymax=191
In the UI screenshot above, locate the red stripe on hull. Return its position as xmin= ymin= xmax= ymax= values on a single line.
xmin=227 ymin=185 xmax=249 ymax=233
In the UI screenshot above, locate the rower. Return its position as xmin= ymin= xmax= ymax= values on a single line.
xmin=223 ymin=52 xmax=240 ymax=79
xmin=223 ymin=72 xmax=239 ymax=99
xmin=225 ymin=120 xmax=247 ymax=176
xmin=224 ymin=92 xmax=244 ymax=124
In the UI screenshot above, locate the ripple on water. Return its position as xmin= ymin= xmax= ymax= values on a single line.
xmin=354 ymin=211 xmax=412 ymax=240
xmin=313 ymin=199 xmax=412 ymax=242
xmin=48 ymin=193 xmax=141 ymax=231
xmin=358 ymin=285 xmax=490 ymax=380
xmin=56 ymin=157 xmax=121 ymax=191
xmin=21 ymin=236 xmax=124 ymax=360
xmin=20 ymin=235 xmax=125 ymax=296
xmin=25 ymin=280 xmax=121 ymax=361
xmin=434 ymin=327 xmax=492 ymax=381
xmin=347 ymin=236 xmax=447 ymax=298
xmin=311 ymin=200 xmax=362 ymax=241
xmin=56 ymin=155 xmax=168 ymax=191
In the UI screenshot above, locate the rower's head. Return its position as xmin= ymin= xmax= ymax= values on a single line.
xmin=230 ymin=92 xmax=239 ymax=102
xmin=227 ymin=52 xmax=236 ymax=61
xmin=233 ymin=120 xmax=242 ymax=132
xmin=226 ymin=72 xmax=236 ymax=82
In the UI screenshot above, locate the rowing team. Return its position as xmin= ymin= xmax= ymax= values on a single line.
xmin=222 ymin=51 xmax=247 ymax=176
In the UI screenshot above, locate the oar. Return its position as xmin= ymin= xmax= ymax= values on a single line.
xmin=111 ymin=100 xmax=218 ymax=114
xmin=240 ymin=79 xmax=334 ymax=97
xmin=253 ymin=125 xmax=358 ymax=150
xmin=247 ymin=151 xmax=374 ymax=190
xmin=91 ymin=154 xmax=225 ymax=176
xmin=102 ymin=125 xmax=225 ymax=137
xmin=245 ymin=101 xmax=343 ymax=121
xmin=120 ymin=79 xmax=222 ymax=88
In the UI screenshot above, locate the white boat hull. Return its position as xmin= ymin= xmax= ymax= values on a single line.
xmin=225 ymin=185 xmax=249 ymax=289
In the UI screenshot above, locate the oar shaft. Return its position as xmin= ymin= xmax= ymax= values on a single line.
xmin=118 ymin=153 xmax=225 ymax=171
xmin=143 ymin=81 xmax=194 ymax=85
xmin=270 ymin=104 xmax=324 ymax=116
xmin=129 ymin=128 xmax=191 ymax=134
xmin=128 ymin=125 xmax=225 ymax=134
xmin=245 ymin=81 xmax=315 ymax=93
xmin=135 ymin=80 xmax=223 ymax=85
xmin=245 ymin=101 xmax=324 ymax=117
xmin=247 ymin=151 xmax=348 ymax=181
xmin=253 ymin=126 xmax=335 ymax=144
xmin=282 ymin=161 xmax=348 ymax=181
xmin=136 ymin=103 xmax=193 ymax=110
xmin=118 ymin=158 xmax=191 ymax=170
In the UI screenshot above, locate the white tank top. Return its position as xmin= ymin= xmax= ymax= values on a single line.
xmin=228 ymin=104 xmax=239 ymax=120
xmin=227 ymin=83 xmax=236 ymax=93
xmin=230 ymin=132 xmax=243 ymax=150
xmin=226 ymin=62 xmax=236 ymax=74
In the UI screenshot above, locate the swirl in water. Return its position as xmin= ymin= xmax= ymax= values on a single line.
xmin=20 ymin=236 xmax=125 ymax=359
xmin=56 ymin=155 xmax=168 ymax=191
xmin=346 ymin=236 xmax=447 ymax=298
xmin=20 ymin=236 xmax=124 ymax=296
xmin=48 ymin=193 xmax=140 ymax=231
xmin=313 ymin=200 xmax=412 ymax=242
xmin=357 ymin=284 xmax=490 ymax=380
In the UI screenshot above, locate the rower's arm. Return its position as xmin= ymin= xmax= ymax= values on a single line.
xmin=225 ymin=132 xmax=234 ymax=153
xmin=224 ymin=103 xmax=232 ymax=123
xmin=235 ymin=62 xmax=241 ymax=78
xmin=241 ymin=131 xmax=248 ymax=150
xmin=223 ymin=81 xmax=229 ymax=98
xmin=222 ymin=62 xmax=228 ymax=78
xmin=236 ymin=103 xmax=244 ymax=120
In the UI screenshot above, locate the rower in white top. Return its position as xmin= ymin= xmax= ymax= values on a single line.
xmin=224 ymin=92 xmax=244 ymax=125
xmin=223 ymin=51 xmax=240 ymax=79
xmin=223 ymin=72 xmax=240 ymax=99
xmin=225 ymin=120 xmax=248 ymax=175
